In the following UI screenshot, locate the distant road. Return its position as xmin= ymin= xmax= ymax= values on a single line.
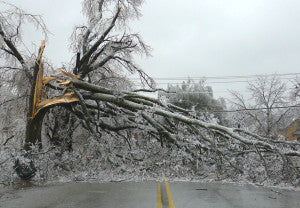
xmin=0 ymin=181 xmax=299 ymax=208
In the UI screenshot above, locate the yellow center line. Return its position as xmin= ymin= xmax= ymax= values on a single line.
xmin=156 ymin=181 xmax=163 ymax=208
xmin=165 ymin=179 xmax=175 ymax=208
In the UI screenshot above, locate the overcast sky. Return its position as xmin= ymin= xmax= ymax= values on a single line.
xmin=8 ymin=0 xmax=300 ymax=98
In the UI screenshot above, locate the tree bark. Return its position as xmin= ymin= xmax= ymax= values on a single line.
xmin=24 ymin=109 xmax=47 ymax=150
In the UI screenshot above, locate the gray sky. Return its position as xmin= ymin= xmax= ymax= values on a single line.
xmin=8 ymin=0 xmax=300 ymax=98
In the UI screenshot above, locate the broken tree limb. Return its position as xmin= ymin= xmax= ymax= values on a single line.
xmin=64 ymin=78 xmax=300 ymax=158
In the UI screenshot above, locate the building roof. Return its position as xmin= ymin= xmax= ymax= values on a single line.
xmin=277 ymin=118 xmax=300 ymax=141
xmin=293 ymin=122 xmax=300 ymax=135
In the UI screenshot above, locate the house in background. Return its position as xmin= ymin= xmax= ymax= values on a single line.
xmin=278 ymin=118 xmax=300 ymax=141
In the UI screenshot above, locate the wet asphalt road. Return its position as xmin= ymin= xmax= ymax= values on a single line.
xmin=170 ymin=182 xmax=300 ymax=208
xmin=0 ymin=182 xmax=157 ymax=208
xmin=0 ymin=181 xmax=299 ymax=208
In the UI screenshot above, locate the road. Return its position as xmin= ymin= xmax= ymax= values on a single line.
xmin=0 ymin=181 xmax=299 ymax=208
xmin=170 ymin=181 xmax=300 ymax=208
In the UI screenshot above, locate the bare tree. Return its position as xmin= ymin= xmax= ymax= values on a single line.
xmin=71 ymin=0 xmax=153 ymax=86
xmin=0 ymin=1 xmax=48 ymax=148
xmin=230 ymin=75 xmax=296 ymax=138
xmin=159 ymin=79 xmax=227 ymax=124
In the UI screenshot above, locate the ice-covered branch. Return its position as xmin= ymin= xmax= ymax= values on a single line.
xmin=56 ymin=78 xmax=300 ymax=158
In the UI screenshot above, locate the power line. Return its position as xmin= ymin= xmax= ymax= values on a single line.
xmin=147 ymin=72 xmax=300 ymax=81
xmin=206 ymin=105 xmax=300 ymax=113
xmin=150 ymin=77 xmax=294 ymax=85
xmin=130 ymin=73 xmax=299 ymax=86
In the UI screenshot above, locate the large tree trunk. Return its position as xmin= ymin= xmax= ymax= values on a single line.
xmin=24 ymin=109 xmax=47 ymax=150
xmin=24 ymin=104 xmax=75 ymax=151
xmin=24 ymin=42 xmax=45 ymax=150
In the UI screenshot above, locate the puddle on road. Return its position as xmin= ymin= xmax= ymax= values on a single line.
xmin=1 ymin=180 xmax=45 ymax=192
xmin=13 ymin=181 xmax=38 ymax=189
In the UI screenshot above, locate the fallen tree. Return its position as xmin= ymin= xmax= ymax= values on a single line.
xmin=22 ymin=71 xmax=299 ymax=183
xmin=0 ymin=0 xmax=299 ymax=184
